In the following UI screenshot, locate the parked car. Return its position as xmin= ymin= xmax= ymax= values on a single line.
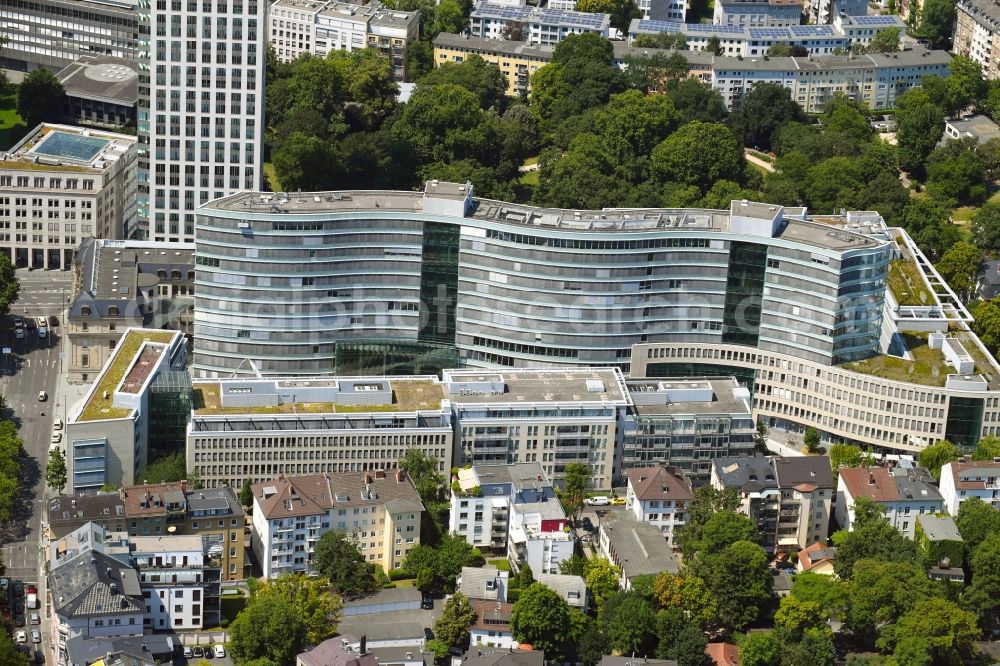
xmin=30 ymin=630 xmax=40 ymax=643
xmin=51 ymin=433 xmax=61 ymax=444
xmin=213 ymin=645 xmax=226 ymax=658
xmin=585 ymin=496 xmax=610 ymax=506
xmin=14 ymin=631 xmax=26 ymax=644
xmin=14 ymin=614 xmax=24 ymax=627
xmin=13 ymin=583 xmax=23 ymax=598
xmin=29 ymin=613 xmax=39 ymax=625
xmin=182 ymin=646 xmax=193 ymax=658
xmin=12 ymin=317 xmax=23 ymax=329
xmin=14 ymin=328 xmax=24 ymax=340
xmin=48 ymin=316 xmax=58 ymax=328
xmin=52 ymin=419 xmax=63 ymax=431
xmin=192 ymin=647 xmax=204 ymax=658
xmin=424 ymin=628 xmax=434 ymax=642
xmin=421 ymin=592 xmax=433 ymax=609
xmin=25 ymin=320 xmax=35 ymax=332
xmin=37 ymin=391 xmax=47 ymax=402
xmin=34 ymin=648 xmax=44 ymax=664
xmin=611 ymin=497 xmax=625 ymax=506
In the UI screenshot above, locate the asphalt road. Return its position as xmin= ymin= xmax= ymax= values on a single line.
xmin=1 ymin=269 xmax=73 ymax=660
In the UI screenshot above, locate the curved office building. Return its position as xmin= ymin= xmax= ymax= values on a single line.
xmin=194 ymin=180 xmax=890 ymax=378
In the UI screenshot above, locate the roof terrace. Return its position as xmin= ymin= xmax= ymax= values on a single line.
xmin=78 ymin=330 xmax=177 ymax=421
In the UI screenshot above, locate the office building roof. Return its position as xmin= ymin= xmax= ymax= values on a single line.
xmin=0 ymin=123 xmax=135 ymax=173
xmin=471 ymin=463 xmax=550 ymax=489
xmin=916 ymin=514 xmax=962 ymax=542
xmin=626 ymin=377 xmax=752 ymax=416
xmin=445 ymin=368 xmax=629 ymax=406
xmin=627 ymin=467 xmax=693 ymax=502
xmin=56 ymin=56 xmax=138 ymax=106
xmin=252 ymin=470 xmax=423 ymax=520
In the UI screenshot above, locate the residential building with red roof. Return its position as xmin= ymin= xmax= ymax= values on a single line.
xmin=835 ymin=464 xmax=943 ymax=539
xmin=939 ymin=460 xmax=1000 ymax=515
xmin=624 ymin=467 xmax=693 ymax=548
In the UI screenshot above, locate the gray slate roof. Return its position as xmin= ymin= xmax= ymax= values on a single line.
xmin=50 ymin=548 xmax=143 ymax=619
xmin=916 ymin=514 xmax=962 ymax=542
xmin=464 ymin=649 xmax=546 ymax=666
xmin=459 ymin=566 xmax=506 ymax=601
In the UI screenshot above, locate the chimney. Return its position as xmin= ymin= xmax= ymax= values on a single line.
xmin=396 ymin=469 xmax=405 ymax=483
xmin=361 ymin=635 xmax=367 ymax=655
xmin=364 ymin=472 xmax=373 ymax=484
xmin=375 ymin=470 xmax=386 ymax=479
xmin=106 ymin=566 xmax=113 ymax=579
xmin=109 ymin=582 xmax=118 ymax=595
xmin=181 ymin=479 xmax=187 ymax=493
xmin=868 ymin=473 xmax=875 ymax=485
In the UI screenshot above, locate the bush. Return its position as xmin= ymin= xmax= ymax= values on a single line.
xmin=389 ymin=569 xmax=416 ymax=581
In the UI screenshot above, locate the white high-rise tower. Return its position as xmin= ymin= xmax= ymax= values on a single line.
xmin=138 ymin=0 xmax=265 ymax=242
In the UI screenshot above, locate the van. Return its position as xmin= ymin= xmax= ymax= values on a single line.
xmin=585 ymin=496 xmax=610 ymax=506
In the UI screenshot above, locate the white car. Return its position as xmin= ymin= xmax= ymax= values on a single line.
xmin=52 ymin=419 xmax=63 ymax=431
xmin=585 ymin=496 xmax=610 ymax=506
xmin=51 ymin=433 xmax=62 ymax=444
xmin=14 ymin=631 xmax=26 ymax=644
xmin=214 ymin=645 xmax=227 ymax=658
xmin=182 ymin=647 xmax=193 ymax=658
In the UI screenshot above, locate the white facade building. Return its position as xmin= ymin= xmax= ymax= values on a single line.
xmin=131 ymin=535 xmax=221 ymax=631
xmin=939 ymin=460 xmax=1000 ymax=515
xmin=624 ymin=467 xmax=692 ymax=548
xmin=713 ymin=0 xmax=802 ymax=26
xmin=268 ymin=0 xmax=420 ymax=81
xmin=0 ymin=123 xmax=137 ymax=270
xmin=955 ymin=0 xmax=1000 ymax=80
xmin=449 ymin=463 xmax=552 ymax=550
xmin=138 ymin=0 xmax=265 ymax=242
xmin=835 ymin=465 xmax=945 ymax=539
xmin=469 ymin=3 xmax=612 ymax=45
xmin=507 ymin=496 xmax=573 ymax=575
xmin=251 ymin=470 xmax=423 ymax=578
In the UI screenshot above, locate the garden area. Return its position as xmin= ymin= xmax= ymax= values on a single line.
xmin=0 ymin=92 xmax=26 ymax=151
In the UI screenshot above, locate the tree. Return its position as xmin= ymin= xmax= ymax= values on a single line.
xmin=774 ymin=595 xmax=827 ymax=639
xmin=694 ymin=541 xmax=771 ymax=631
xmin=847 ymin=559 xmax=938 ymax=645
xmin=789 ymin=572 xmax=849 ymax=620
xmin=879 ymin=598 xmax=979 ymax=663
xmin=603 ymin=593 xmax=658 ymax=656
xmin=829 ymin=443 xmax=863 ymax=477
xmin=945 ymin=56 xmax=987 ymax=115
xmin=0 ymin=634 xmax=28 ymax=666
xmin=273 ymin=132 xmax=341 ymax=192
xmin=575 ymin=0 xmax=641 ymax=33
xmin=686 ymin=510 xmax=759 ymax=557
xmin=398 ymin=447 xmax=445 ymax=506
xmin=229 ymin=593 xmax=307 ymax=666
xmin=971 ymin=297 xmax=1000 ymax=355
xmin=705 ymin=36 xmax=723 ymax=56
xmin=936 ymin=241 xmax=982 ymax=302
xmin=803 ymin=427 xmax=821 ymax=454
xmin=311 ymin=531 xmax=377 ymax=598
xmin=917 ymin=440 xmax=959 ymax=481
xmin=661 ymin=624 xmax=710 ymax=666
xmin=46 ymin=448 xmax=67 ymax=495
xmin=918 ymin=0 xmax=957 ymax=49
xmin=240 ymin=478 xmax=254 ymax=507
xmin=834 ymin=517 xmax=920 ymax=580
xmin=559 ymin=554 xmax=587 ymax=577
xmin=434 ymin=591 xmax=477 ymax=649
xmin=925 ymin=142 xmax=986 ymax=205
xmin=676 ymin=485 xmax=740 ymax=557
xmin=738 ymin=631 xmax=780 ymax=666
xmin=418 ymin=55 xmax=507 ymax=110
xmin=139 ymin=451 xmax=190 ymax=484
xmin=964 ymin=533 xmax=1000 ymax=626
xmin=633 ymin=32 xmax=688 ymax=50
xmin=562 ymin=462 xmax=590 ymax=525
xmin=800 ymin=627 xmax=836 ymax=666
xmin=754 ymin=422 xmax=769 ymax=454
xmin=583 ymin=558 xmax=622 ymax=611
xmin=956 ymin=496 xmax=1000 ymax=552
xmin=732 ymin=82 xmax=803 ymax=150
xmin=650 ymin=121 xmax=744 ymax=190
xmin=17 ymin=68 xmax=64 ymax=129
xmin=652 ymin=573 xmax=718 ymax=629
xmin=403 ymin=533 xmax=482 ymax=592
xmin=868 ymin=27 xmax=900 ymax=53
xmin=973 ymin=435 xmax=1000 ymax=461
xmin=511 ymin=583 xmax=574 ymax=660
xmin=0 ymin=254 xmax=18 ymax=318
xmin=252 ymin=574 xmax=342 ymax=646
xmin=972 ymin=202 xmax=1000 ymax=253
xmin=895 ymin=88 xmax=945 ymax=174
xmin=430 ymin=0 xmax=466 ymax=37
xmin=595 ymin=90 xmax=679 ymax=162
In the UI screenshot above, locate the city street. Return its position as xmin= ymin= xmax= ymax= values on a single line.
xmin=1 ymin=268 xmax=74 ymax=661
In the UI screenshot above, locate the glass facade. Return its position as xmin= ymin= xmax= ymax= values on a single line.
xmin=148 ymin=370 xmax=193 ymax=460
xmin=644 ymin=362 xmax=757 ymax=395
xmin=334 ymin=340 xmax=459 ymax=376
xmin=945 ymin=396 xmax=984 ymax=451
xmin=722 ymin=241 xmax=768 ymax=347
xmin=419 ymin=221 xmax=460 ymax=345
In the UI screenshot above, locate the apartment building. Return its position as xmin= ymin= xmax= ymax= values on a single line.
xmin=624 ymin=467 xmax=692 ymax=548
xmin=805 ymin=0 xmax=866 ymax=23
xmin=68 ymin=239 xmax=194 ymax=383
xmin=598 ymin=510 xmax=679 ymax=589
xmin=713 ymin=0 xmax=803 ymax=27
xmin=835 ymin=465 xmax=944 ymax=539
xmin=0 ymin=0 xmax=138 ymax=73
xmin=268 ymin=0 xmax=420 ymax=81
xmin=48 ymin=523 xmax=144 ymax=665
xmin=138 ymin=0 xmax=265 ymax=243
xmin=955 ymin=0 xmax=1000 ymax=80
xmin=711 ymin=456 xmax=833 ymax=552
xmin=938 ymin=460 xmax=1000 ymax=515
xmin=507 ymin=492 xmax=573 ymax=574
xmin=187 ymin=376 xmax=453 ymax=489
xmin=131 ymin=535 xmax=221 ymax=630
xmin=250 ymin=470 xmax=423 ymax=577
xmin=48 ymin=493 xmax=128 ymax=539
xmin=65 ymin=329 xmax=187 ymax=492
xmin=433 ymin=33 xmax=555 ymax=96
xmin=119 ymin=483 xmax=246 ymax=581
xmin=0 ymin=123 xmax=136 ymax=270
xmin=449 ymin=462 xmax=552 ymax=550
xmin=623 ymin=377 xmax=756 ymax=482
xmin=447 ymin=368 xmax=629 ymax=489
xmin=469 ymin=3 xmax=611 ymax=45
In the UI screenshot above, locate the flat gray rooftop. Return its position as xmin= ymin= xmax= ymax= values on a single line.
xmin=601 ymin=511 xmax=679 ymax=578
xmin=56 ymin=56 xmax=138 ymax=105
xmin=949 ymin=115 xmax=1000 ymax=142
xmin=627 ymin=378 xmax=752 ymax=416
xmin=448 ymin=369 xmax=628 ymax=406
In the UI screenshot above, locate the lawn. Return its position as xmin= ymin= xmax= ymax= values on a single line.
xmin=841 ymin=332 xmax=948 ymax=387
xmin=79 ymin=330 xmax=177 ymax=421
xmin=518 ymin=169 xmax=539 ymax=187
xmin=0 ymin=95 xmax=27 ymax=152
xmin=887 ymin=258 xmax=931 ymax=306
xmin=488 ymin=558 xmax=511 ymax=571
xmin=263 ymin=162 xmax=282 ymax=192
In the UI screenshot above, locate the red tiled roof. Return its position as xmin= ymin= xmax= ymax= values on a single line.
xmin=627 ymin=467 xmax=693 ymax=502
xmin=471 ymin=600 xmax=513 ymax=633
xmin=947 ymin=460 xmax=1000 ymax=491
xmin=705 ymin=642 xmax=740 ymax=666
xmin=839 ymin=467 xmax=898 ymax=502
